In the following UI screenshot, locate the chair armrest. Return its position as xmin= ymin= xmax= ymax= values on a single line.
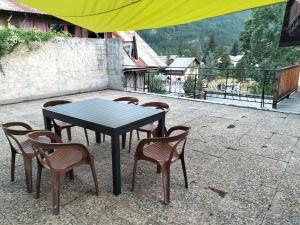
xmin=135 ymin=136 xmax=176 ymax=156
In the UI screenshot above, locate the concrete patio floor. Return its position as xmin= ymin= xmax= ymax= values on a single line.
xmin=0 ymin=90 xmax=300 ymax=225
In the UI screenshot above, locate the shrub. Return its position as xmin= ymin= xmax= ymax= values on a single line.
xmin=183 ymin=75 xmax=203 ymax=97
xmin=148 ymin=75 xmax=166 ymax=94
xmin=0 ymin=27 xmax=69 ymax=57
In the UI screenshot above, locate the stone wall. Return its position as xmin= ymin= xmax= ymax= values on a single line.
xmin=0 ymin=37 xmax=123 ymax=105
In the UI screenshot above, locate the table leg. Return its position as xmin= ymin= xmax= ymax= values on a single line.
xmin=111 ymin=133 xmax=121 ymax=195
xmin=121 ymin=133 xmax=126 ymax=149
xmin=43 ymin=115 xmax=52 ymax=131
xmin=95 ymin=131 xmax=101 ymax=143
xmin=157 ymin=114 xmax=166 ymax=137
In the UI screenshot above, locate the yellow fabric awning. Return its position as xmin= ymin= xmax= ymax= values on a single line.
xmin=17 ymin=0 xmax=287 ymax=32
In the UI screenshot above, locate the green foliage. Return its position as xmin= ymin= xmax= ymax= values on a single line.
xmin=231 ymin=41 xmax=239 ymax=56
xmin=248 ymin=82 xmax=274 ymax=95
xmin=183 ymin=75 xmax=195 ymax=96
xmin=208 ymin=34 xmax=216 ymax=52
xmin=0 ymin=27 xmax=68 ymax=57
xmin=147 ymin=73 xmax=166 ymax=94
xmin=177 ymin=37 xmax=184 ymax=56
xmin=235 ymin=60 xmax=245 ymax=81
xmin=183 ymin=75 xmax=203 ymax=97
xmin=138 ymin=11 xmax=250 ymax=55
xmin=166 ymin=48 xmax=172 ymax=65
xmin=240 ymin=4 xmax=299 ymax=69
xmin=215 ymin=47 xmax=230 ymax=69
xmin=203 ymin=51 xmax=216 ymax=81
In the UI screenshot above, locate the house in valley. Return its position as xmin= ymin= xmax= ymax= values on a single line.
xmin=112 ymin=31 xmax=166 ymax=91
xmin=165 ymin=57 xmax=201 ymax=81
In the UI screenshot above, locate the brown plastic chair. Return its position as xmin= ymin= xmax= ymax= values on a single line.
xmin=1 ymin=122 xmax=45 ymax=193
xmin=102 ymin=97 xmax=139 ymax=143
xmin=131 ymin=125 xmax=190 ymax=204
xmin=43 ymin=100 xmax=89 ymax=146
xmin=27 ymin=130 xmax=99 ymax=215
xmin=128 ymin=102 xmax=169 ymax=152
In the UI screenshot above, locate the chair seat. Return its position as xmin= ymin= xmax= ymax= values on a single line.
xmin=143 ymin=142 xmax=179 ymax=163
xmin=138 ymin=123 xmax=157 ymax=132
xmin=16 ymin=140 xmax=35 ymax=155
xmin=42 ymin=147 xmax=84 ymax=170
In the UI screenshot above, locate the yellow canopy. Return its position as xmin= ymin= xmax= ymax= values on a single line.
xmin=17 ymin=0 xmax=287 ymax=32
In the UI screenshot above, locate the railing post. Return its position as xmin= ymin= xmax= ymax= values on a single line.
xmin=169 ymin=73 xmax=172 ymax=93
xmin=143 ymin=71 xmax=146 ymax=92
xmin=224 ymin=69 xmax=228 ymax=99
xmin=147 ymin=71 xmax=150 ymax=93
xmin=272 ymin=69 xmax=281 ymax=109
xmin=261 ymin=71 xmax=266 ymax=108
xmin=193 ymin=74 xmax=197 ymax=99
xmin=134 ymin=72 xmax=137 ymax=91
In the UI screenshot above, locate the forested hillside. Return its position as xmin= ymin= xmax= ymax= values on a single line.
xmin=138 ymin=11 xmax=250 ymax=56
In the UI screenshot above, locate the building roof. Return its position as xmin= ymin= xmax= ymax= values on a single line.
xmin=229 ymin=55 xmax=244 ymax=62
xmin=123 ymin=49 xmax=147 ymax=71
xmin=114 ymin=31 xmax=166 ymax=68
xmin=0 ymin=0 xmax=46 ymax=15
xmin=166 ymin=57 xmax=200 ymax=71
xmin=159 ymin=55 xmax=178 ymax=65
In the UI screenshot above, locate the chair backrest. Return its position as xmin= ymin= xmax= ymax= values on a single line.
xmin=26 ymin=131 xmax=62 ymax=165
xmin=43 ymin=100 xmax=72 ymax=128
xmin=114 ymin=97 xmax=139 ymax=105
xmin=141 ymin=102 xmax=170 ymax=113
xmin=165 ymin=125 xmax=190 ymax=159
xmin=1 ymin=122 xmax=33 ymax=154
xmin=43 ymin=100 xmax=71 ymax=108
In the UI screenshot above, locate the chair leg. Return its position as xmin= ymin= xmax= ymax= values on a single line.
xmin=51 ymin=171 xmax=61 ymax=215
xmin=157 ymin=165 xmax=161 ymax=174
xmin=161 ymin=165 xmax=170 ymax=204
xmin=90 ymin=159 xmax=99 ymax=196
xmin=129 ymin=131 xmax=133 ymax=153
xmin=147 ymin=131 xmax=151 ymax=138
xmin=68 ymin=169 xmax=74 ymax=180
xmin=54 ymin=126 xmax=62 ymax=138
xmin=36 ymin=163 xmax=42 ymax=199
xmin=84 ymin=128 xmax=89 ymax=146
xmin=131 ymin=159 xmax=138 ymax=191
xmin=66 ymin=127 xmax=72 ymax=141
xmin=23 ymin=156 xmax=32 ymax=193
xmin=103 ymin=134 xmax=105 ymax=142
xmin=11 ymin=151 xmax=16 ymax=182
xmin=136 ymin=130 xmax=140 ymax=140
xmin=181 ymin=156 xmax=188 ymax=188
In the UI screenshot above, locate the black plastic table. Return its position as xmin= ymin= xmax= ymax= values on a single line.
xmin=43 ymin=98 xmax=165 ymax=195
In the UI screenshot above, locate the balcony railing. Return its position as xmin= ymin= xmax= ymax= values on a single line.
xmin=123 ymin=66 xmax=299 ymax=108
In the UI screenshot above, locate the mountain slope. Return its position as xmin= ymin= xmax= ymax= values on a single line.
xmin=138 ymin=11 xmax=250 ymax=55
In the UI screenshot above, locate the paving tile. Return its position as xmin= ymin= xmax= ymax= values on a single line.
xmin=0 ymin=90 xmax=298 ymax=225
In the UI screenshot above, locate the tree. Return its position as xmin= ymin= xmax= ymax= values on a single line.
xmin=215 ymin=47 xmax=231 ymax=69
xmin=183 ymin=75 xmax=195 ymax=96
xmin=166 ymin=48 xmax=172 ymax=65
xmin=177 ymin=37 xmax=184 ymax=56
xmin=203 ymin=51 xmax=216 ymax=81
xmin=183 ymin=75 xmax=203 ymax=97
xmin=231 ymin=41 xmax=239 ymax=56
xmin=208 ymin=34 xmax=216 ymax=52
xmin=190 ymin=44 xmax=202 ymax=61
xmin=240 ymin=4 xmax=299 ymax=69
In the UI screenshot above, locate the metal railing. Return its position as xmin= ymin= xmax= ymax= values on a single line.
xmin=272 ymin=65 xmax=300 ymax=108
xmin=123 ymin=66 xmax=287 ymax=108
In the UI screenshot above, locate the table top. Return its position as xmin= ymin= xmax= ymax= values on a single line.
xmin=43 ymin=98 xmax=164 ymax=130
